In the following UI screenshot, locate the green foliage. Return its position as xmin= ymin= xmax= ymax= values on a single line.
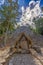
xmin=0 ymin=21 xmax=14 ymax=35
xmin=33 ymin=18 xmax=43 ymax=35
xmin=0 ymin=0 xmax=18 ymax=36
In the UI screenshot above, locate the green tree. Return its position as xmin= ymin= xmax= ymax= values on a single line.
xmin=33 ymin=18 xmax=43 ymax=35
xmin=0 ymin=0 xmax=18 ymax=44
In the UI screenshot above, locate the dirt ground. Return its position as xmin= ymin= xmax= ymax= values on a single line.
xmin=6 ymin=53 xmax=43 ymax=65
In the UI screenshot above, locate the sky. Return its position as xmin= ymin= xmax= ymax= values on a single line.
xmin=18 ymin=0 xmax=43 ymax=7
xmin=0 ymin=0 xmax=43 ymax=7
xmin=0 ymin=0 xmax=4 ymax=5
xmin=40 ymin=0 xmax=43 ymax=7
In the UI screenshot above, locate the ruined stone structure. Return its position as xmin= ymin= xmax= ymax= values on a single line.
xmin=6 ymin=26 xmax=43 ymax=47
xmin=0 ymin=26 xmax=43 ymax=65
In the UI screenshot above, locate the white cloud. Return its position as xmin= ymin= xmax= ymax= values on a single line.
xmin=17 ymin=0 xmax=41 ymax=29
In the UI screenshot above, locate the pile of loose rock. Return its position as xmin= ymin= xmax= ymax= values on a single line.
xmin=0 ymin=45 xmax=43 ymax=65
xmin=0 ymin=46 xmax=10 ymax=65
